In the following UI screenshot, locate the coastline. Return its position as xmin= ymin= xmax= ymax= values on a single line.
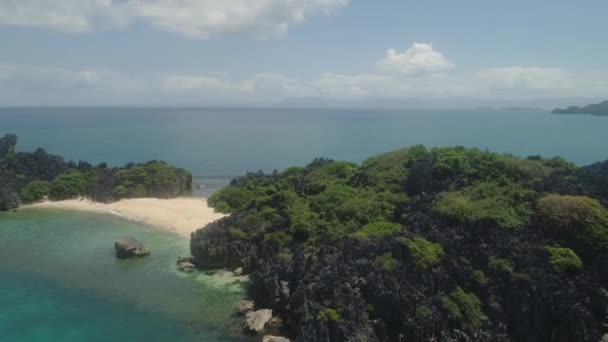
xmin=23 ymin=197 xmax=225 ymax=237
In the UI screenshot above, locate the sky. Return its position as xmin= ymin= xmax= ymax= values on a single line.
xmin=0 ymin=0 xmax=607 ymax=108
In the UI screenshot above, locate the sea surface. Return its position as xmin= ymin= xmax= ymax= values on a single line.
xmin=1 ymin=107 xmax=608 ymax=341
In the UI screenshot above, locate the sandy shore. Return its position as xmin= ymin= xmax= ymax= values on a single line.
xmin=25 ymin=197 xmax=225 ymax=237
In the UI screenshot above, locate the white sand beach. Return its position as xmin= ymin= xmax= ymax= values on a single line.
xmin=25 ymin=197 xmax=225 ymax=237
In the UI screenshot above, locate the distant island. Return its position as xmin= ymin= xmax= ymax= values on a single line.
xmin=191 ymin=146 xmax=608 ymax=341
xmin=0 ymin=134 xmax=192 ymax=211
xmin=552 ymin=100 xmax=608 ymax=115
xmin=501 ymin=107 xmax=542 ymax=111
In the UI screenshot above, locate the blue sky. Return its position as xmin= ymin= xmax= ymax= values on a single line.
xmin=0 ymin=0 xmax=607 ymax=107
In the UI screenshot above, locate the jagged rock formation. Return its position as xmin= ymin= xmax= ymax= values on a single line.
xmin=191 ymin=147 xmax=608 ymax=341
xmin=0 ymin=171 xmax=20 ymax=211
xmin=244 ymin=309 xmax=273 ymax=334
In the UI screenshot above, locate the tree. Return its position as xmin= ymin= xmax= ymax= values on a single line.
xmin=20 ymin=180 xmax=50 ymax=203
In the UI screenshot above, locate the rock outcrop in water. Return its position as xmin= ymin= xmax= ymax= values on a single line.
xmin=244 ymin=309 xmax=273 ymax=334
xmin=191 ymin=147 xmax=608 ymax=341
xmin=0 ymin=133 xmax=192 ymax=211
xmin=114 ymin=238 xmax=150 ymax=259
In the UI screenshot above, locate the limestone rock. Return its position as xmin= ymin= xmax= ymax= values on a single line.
xmin=114 ymin=238 xmax=150 ymax=259
xmin=263 ymin=336 xmax=290 ymax=342
xmin=244 ymin=309 xmax=272 ymax=334
xmin=234 ymin=299 xmax=255 ymax=315
xmin=233 ymin=267 xmax=243 ymax=276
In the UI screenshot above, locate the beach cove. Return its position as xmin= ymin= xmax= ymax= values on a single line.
xmin=0 ymin=198 xmax=250 ymax=341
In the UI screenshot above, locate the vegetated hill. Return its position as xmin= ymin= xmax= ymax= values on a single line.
xmin=552 ymin=100 xmax=608 ymax=115
xmin=0 ymin=134 xmax=191 ymax=210
xmin=192 ymin=146 xmax=608 ymax=341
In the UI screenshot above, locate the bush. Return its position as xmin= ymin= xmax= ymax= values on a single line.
xmin=449 ymin=287 xmax=486 ymax=327
xmin=374 ymin=252 xmax=398 ymax=272
xmin=538 ymin=194 xmax=608 ymax=252
xmin=317 ymin=308 xmax=342 ymax=322
xmin=544 ymin=246 xmax=583 ymax=273
xmin=471 ymin=270 xmax=488 ymax=286
xmin=208 ymin=186 xmax=254 ymax=213
xmin=415 ymin=304 xmax=433 ymax=320
xmin=50 ymin=171 xmax=87 ymax=200
xmin=20 ymin=180 xmax=50 ymax=202
xmin=440 ymin=295 xmax=462 ymax=320
xmin=353 ymin=221 xmax=402 ymax=239
xmin=398 ymin=236 xmax=444 ymax=270
xmin=488 ymin=257 xmax=514 ymax=275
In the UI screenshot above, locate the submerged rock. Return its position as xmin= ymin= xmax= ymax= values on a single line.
xmin=234 ymin=299 xmax=255 ymax=315
xmin=244 ymin=309 xmax=272 ymax=334
xmin=233 ymin=267 xmax=243 ymax=276
xmin=262 ymin=336 xmax=290 ymax=342
xmin=114 ymin=238 xmax=150 ymax=259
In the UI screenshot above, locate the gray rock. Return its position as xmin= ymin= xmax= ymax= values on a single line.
xmin=233 ymin=267 xmax=243 ymax=276
xmin=176 ymin=256 xmax=193 ymax=264
xmin=601 ymin=333 xmax=608 ymax=342
xmin=178 ymin=261 xmax=195 ymax=272
xmin=234 ymin=299 xmax=255 ymax=315
xmin=263 ymin=336 xmax=290 ymax=342
xmin=244 ymin=309 xmax=272 ymax=334
xmin=0 ymin=171 xmax=20 ymax=211
xmin=114 ymin=238 xmax=150 ymax=259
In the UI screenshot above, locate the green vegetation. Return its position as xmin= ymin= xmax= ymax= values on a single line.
xmin=208 ymin=186 xmax=254 ymax=213
xmin=20 ymin=180 xmax=50 ymax=202
xmin=538 ymin=195 xmax=608 ymax=252
xmin=353 ymin=221 xmax=402 ymax=239
xmin=434 ymin=182 xmax=535 ymax=228
xmin=374 ymin=252 xmax=399 ymax=272
xmin=415 ymin=304 xmax=433 ymax=320
xmin=49 ymin=170 xmax=87 ymax=200
xmin=398 ymin=236 xmax=444 ymax=270
xmin=317 ymin=308 xmax=342 ymax=322
xmin=471 ymin=270 xmax=488 ymax=286
xmin=488 ymin=257 xmax=515 ymax=275
xmin=449 ymin=287 xmax=486 ymax=327
xmin=544 ymin=246 xmax=583 ymax=273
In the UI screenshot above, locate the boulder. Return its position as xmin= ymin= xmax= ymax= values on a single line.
xmin=178 ymin=261 xmax=195 ymax=272
xmin=234 ymin=299 xmax=255 ymax=315
xmin=244 ymin=309 xmax=272 ymax=334
xmin=263 ymin=336 xmax=290 ymax=342
xmin=114 ymin=238 xmax=150 ymax=259
xmin=233 ymin=267 xmax=244 ymax=276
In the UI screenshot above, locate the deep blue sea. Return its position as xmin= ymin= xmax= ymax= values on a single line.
xmin=1 ymin=107 xmax=608 ymax=341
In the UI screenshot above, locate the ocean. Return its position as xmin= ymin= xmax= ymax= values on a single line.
xmin=1 ymin=107 xmax=608 ymax=341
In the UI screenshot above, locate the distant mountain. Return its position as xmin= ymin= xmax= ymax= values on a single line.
xmin=553 ymin=100 xmax=608 ymax=115
xmin=501 ymin=107 xmax=543 ymax=111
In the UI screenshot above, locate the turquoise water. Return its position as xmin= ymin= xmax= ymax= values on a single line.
xmin=2 ymin=107 xmax=607 ymax=178
xmin=0 ymin=209 xmax=249 ymax=342
xmin=2 ymin=107 xmax=608 ymax=341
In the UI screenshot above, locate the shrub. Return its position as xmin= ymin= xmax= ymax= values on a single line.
xmin=374 ymin=252 xmax=399 ymax=272
xmin=434 ymin=182 xmax=535 ymax=229
xmin=537 ymin=194 xmax=608 ymax=252
xmin=50 ymin=171 xmax=87 ymax=200
xmin=544 ymin=246 xmax=583 ymax=273
xmin=317 ymin=308 xmax=342 ymax=322
xmin=264 ymin=231 xmax=293 ymax=249
xmin=440 ymin=295 xmax=462 ymax=320
xmin=208 ymin=186 xmax=254 ymax=213
xmin=112 ymin=185 xmax=129 ymax=199
xmin=471 ymin=270 xmax=488 ymax=285
xmin=449 ymin=287 xmax=486 ymax=327
xmin=488 ymin=257 xmax=514 ymax=275
xmin=415 ymin=305 xmax=433 ymax=320
xmin=20 ymin=180 xmax=50 ymax=202
xmin=353 ymin=221 xmax=402 ymax=239
xmin=398 ymin=236 xmax=444 ymax=270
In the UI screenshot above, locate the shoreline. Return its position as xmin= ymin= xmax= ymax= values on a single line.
xmin=23 ymin=197 xmax=225 ymax=237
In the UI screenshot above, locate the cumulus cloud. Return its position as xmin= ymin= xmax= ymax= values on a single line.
xmin=0 ymin=0 xmax=348 ymax=38
xmin=377 ymin=43 xmax=454 ymax=75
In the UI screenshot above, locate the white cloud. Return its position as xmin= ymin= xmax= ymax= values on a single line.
xmin=377 ymin=43 xmax=454 ymax=75
xmin=0 ymin=0 xmax=348 ymax=38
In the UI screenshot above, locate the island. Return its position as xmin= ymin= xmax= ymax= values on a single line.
xmin=191 ymin=146 xmax=608 ymax=341
xmin=552 ymin=100 xmax=608 ymax=115
xmin=0 ymin=133 xmax=192 ymax=211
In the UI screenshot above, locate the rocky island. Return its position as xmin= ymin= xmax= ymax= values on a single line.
xmin=191 ymin=147 xmax=608 ymax=341
xmin=0 ymin=133 xmax=192 ymax=211
xmin=553 ymin=100 xmax=608 ymax=115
